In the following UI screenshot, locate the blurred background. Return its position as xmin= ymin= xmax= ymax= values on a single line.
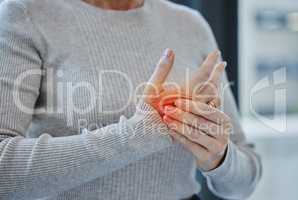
xmin=171 ymin=0 xmax=298 ymax=200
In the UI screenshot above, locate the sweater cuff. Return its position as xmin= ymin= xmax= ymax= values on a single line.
xmin=129 ymin=101 xmax=164 ymax=127
xmin=202 ymin=141 xmax=236 ymax=182
xmin=127 ymin=101 xmax=172 ymax=148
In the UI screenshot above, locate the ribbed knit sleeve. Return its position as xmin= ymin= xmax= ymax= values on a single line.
xmin=0 ymin=1 xmax=172 ymax=199
xmin=192 ymin=11 xmax=262 ymax=199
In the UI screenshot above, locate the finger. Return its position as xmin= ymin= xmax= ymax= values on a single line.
xmin=159 ymin=90 xmax=183 ymax=106
xmin=149 ymin=48 xmax=175 ymax=86
xmin=167 ymin=122 xmax=225 ymax=171
xmin=167 ymin=126 xmax=210 ymax=160
xmin=164 ymin=116 xmax=224 ymax=155
xmin=196 ymin=97 xmax=221 ymax=109
xmin=208 ymin=61 xmax=227 ymax=86
xmin=208 ymin=98 xmax=221 ymax=109
xmin=160 ymin=84 xmax=185 ymax=99
xmin=192 ymin=88 xmax=219 ymax=105
xmin=192 ymin=61 xmax=226 ymax=104
xmin=158 ymin=91 xmax=190 ymax=111
xmin=163 ymin=106 xmax=221 ymax=137
xmin=174 ymin=99 xmax=231 ymax=125
xmin=190 ymin=50 xmax=221 ymax=84
xmin=158 ymin=83 xmax=191 ymax=111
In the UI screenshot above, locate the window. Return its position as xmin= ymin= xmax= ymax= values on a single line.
xmin=239 ymin=0 xmax=298 ymax=137
xmin=172 ymin=0 xmax=298 ymax=137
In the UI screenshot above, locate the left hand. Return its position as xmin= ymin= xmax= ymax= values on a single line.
xmin=163 ymin=99 xmax=232 ymax=171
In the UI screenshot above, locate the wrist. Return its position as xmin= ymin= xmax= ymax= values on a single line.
xmin=202 ymin=141 xmax=235 ymax=181
xmin=207 ymin=144 xmax=229 ymax=171
xmin=129 ymin=101 xmax=171 ymax=137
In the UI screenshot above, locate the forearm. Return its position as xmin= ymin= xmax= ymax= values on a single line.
xmin=202 ymin=141 xmax=262 ymax=199
xmin=0 ymin=103 xmax=172 ymax=199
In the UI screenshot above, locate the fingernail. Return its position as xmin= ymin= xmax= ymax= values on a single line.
xmin=163 ymin=48 xmax=173 ymax=59
xmin=222 ymin=61 xmax=227 ymax=68
xmin=215 ymin=50 xmax=221 ymax=56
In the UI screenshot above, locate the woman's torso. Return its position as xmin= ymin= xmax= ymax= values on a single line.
xmin=23 ymin=0 xmax=212 ymax=199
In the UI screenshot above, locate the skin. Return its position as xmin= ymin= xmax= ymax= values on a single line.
xmin=83 ymin=0 xmax=144 ymax=10
xmin=143 ymin=49 xmax=232 ymax=171
xmin=83 ymin=0 xmax=231 ymax=171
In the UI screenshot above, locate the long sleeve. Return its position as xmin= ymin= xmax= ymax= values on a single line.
xmin=0 ymin=1 xmax=171 ymax=199
xmin=202 ymin=75 xmax=262 ymax=199
xmin=193 ymin=11 xmax=262 ymax=199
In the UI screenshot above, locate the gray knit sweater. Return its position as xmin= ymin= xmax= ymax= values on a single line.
xmin=0 ymin=0 xmax=261 ymax=199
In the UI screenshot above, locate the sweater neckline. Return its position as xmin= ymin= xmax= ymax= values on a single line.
xmin=73 ymin=0 xmax=151 ymax=19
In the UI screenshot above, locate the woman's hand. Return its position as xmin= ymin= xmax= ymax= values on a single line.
xmin=163 ymin=99 xmax=232 ymax=171
xmin=159 ymin=50 xmax=225 ymax=109
xmin=158 ymin=50 xmax=230 ymax=171
xmin=142 ymin=48 xmax=231 ymax=171
xmin=142 ymin=49 xmax=225 ymax=115
xmin=142 ymin=49 xmax=175 ymax=114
